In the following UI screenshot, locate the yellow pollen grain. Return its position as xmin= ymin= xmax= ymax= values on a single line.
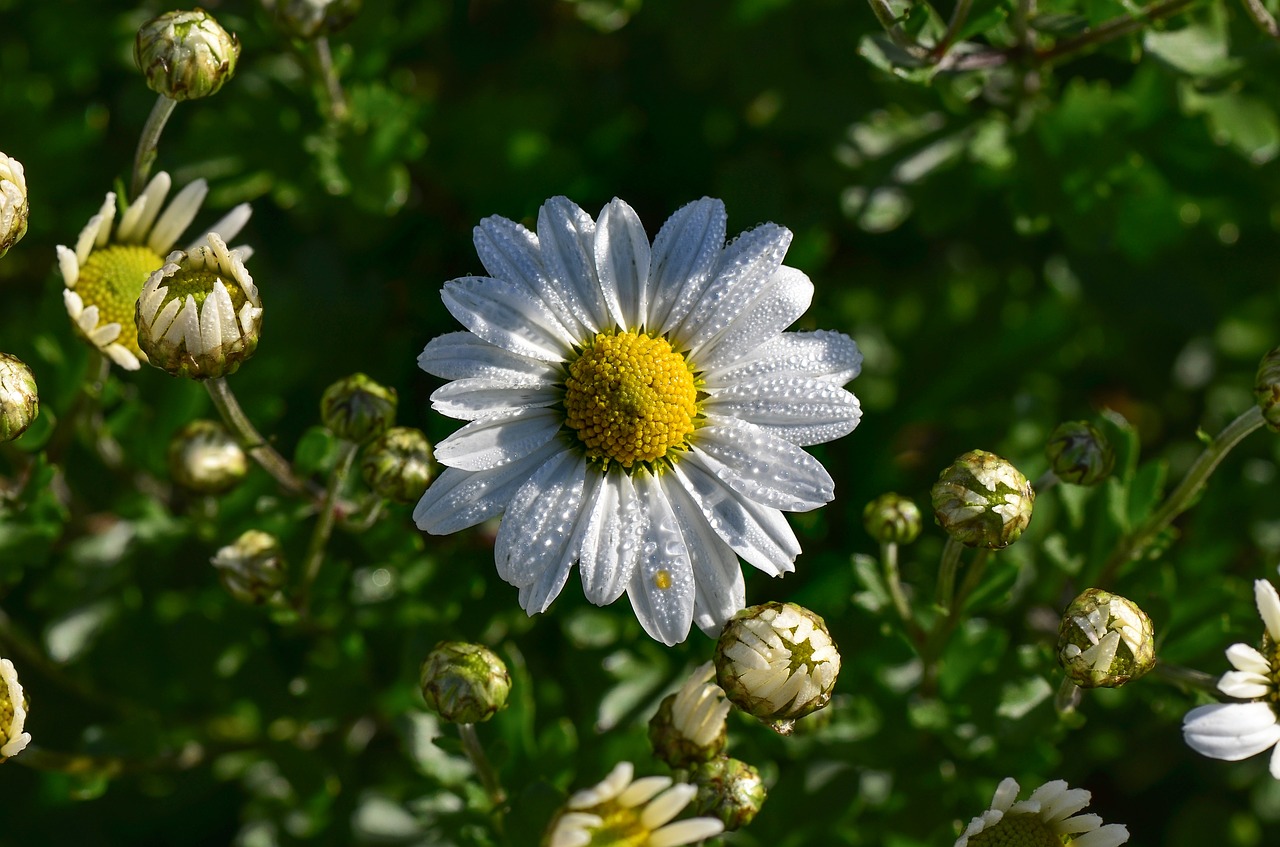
xmin=655 ymin=570 xmax=672 ymax=590
xmin=74 ymin=244 xmax=166 ymax=356
xmin=564 ymin=331 xmax=697 ymax=468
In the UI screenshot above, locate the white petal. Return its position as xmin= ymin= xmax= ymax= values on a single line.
xmin=1257 ymin=580 xmax=1280 ymax=642
xmin=209 ymin=280 xmax=241 ymax=345
xmin=693 ymin=265 xmax=814 ymax=368
xmin=645 ymin=198 xmax=726 ymax=332
xmin=78 ymin=192 xmax=117 ymax=260
xmin=692 ymin=422 xmax=835 ymax=511
xmin=1226 ymin=643 xmax=1272 ymax=675
xmin=62 ymin=288 xmax=85 ymax=320
xmin=705 ymin=376 xmax=862 ymax=447
xmin=537 ymin=196 xmax=609 ymax=333
xmin=103 ymin=343 xmax=141 ymax=370
xmin=56 ymin=244 xmax=80 ymax=286
xmin=77 ymin=303 xmax=102 ymax=334
xmin=578 ymin=470 xmax=646 ymax=606
xmin=703 ymin=329 xmax=863 ymax=386
xmin=442 ymin=276 xmax=576 ymax=362
xmin=617 ymin=776 xmax=672 ymax=807
xmin=1072 ymin=825 xmax=1130 ymax=847
xmin=1218 ymin=671 xmax=1272 ymax=700
xmin=431 ymin=407 xmax=562 ymax=472
xmin=594 ymin=198 xmax=651 ymax=330
xmin=493 ymin=449 xmax=588 ymax=590
xmin=430 ymin=376 xmax=559 ymax=420
xmin=413 ymin=440 xmax=563 ymax=534
xmin=88 ymin=322 xmax=122 ymax=345
xmin=148 ymin=178 xmax=208 ymax=253
xmin=418 ymin=331 xmax=559 ymax=382
xmin=150 ymin=295 xmax=183 ymax=339
xmin=627 ymin=474 xmax=696 ymax=646
xmin=197 ymin=202 xmax=253 ymax=250
xmin=1183 ymin=702 xmax=1280 ymax=761
xmin=659 ymin=473 xmax=745 ymax=636
xmin=473 ymin=213 xmax=587 ymax=338
xmin=163 ymin=295 xmax=202 ymax=349
xmin=1030 ymin=781 xmax=1088 ymax=823
xmin=648 ymin=819 xmax=726 ymax=847
xmin=639 ymin=784 xmax=698 ymax=830
xmin=118 ymin=172 xmax=172 ymax=243
xmin=990 ymin=777 xmax=1021 ymax=812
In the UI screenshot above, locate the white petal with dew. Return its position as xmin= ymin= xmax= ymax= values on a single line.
xmin=163 ymin=295 xmax=202 ymax=349
xmin=1183 ymin=701 xmax=1280 ymax=761
xmin=660 ymin=473 xmax=745 ymax=635
xmin=473 ymin=214 xmax=587 ymax=339
xmin=578 ymin=470 xmax=646 ymax=606
xmin=418 ymin=332 xmax=559 ymax=382
xmin=413 ymin=440 xmax=563 ymax=535
xmin=1226 ymin=643 xmax=1272 ymax=675
xmin=431 ymin=407 xmax=561 ymax=472
xmin=692 ymin=422 xmax=835 ymax=511
xmin=703 ymin=329 xmax=863 ymax=386
xmin=493 ymin=449 xmax=587 ymax=590
xmin=705 ymin=376 xmax=862 ymax=447
xmin=1218 ymin=671 xmax=1271 ymax=700
xmin=443 ymin=276 xmax=576 ymax=362
xmin=594 ymin=197 xmax=652 ymax=331
xmin=693 ymin=265 xmax=813 ymax=368
xmin=537 ymin=196 xmax=609 ymax=333
xmin=429 ymin=375 xmax=559 ymax=420
xmin=626 ymin=475 xmax=696 ymax=646
xmin=645 ymin=197 xmax=726 ymax=333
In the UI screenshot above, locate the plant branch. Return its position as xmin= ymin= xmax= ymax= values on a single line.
xmin=131 ymin=95 xmax=177 ymax=198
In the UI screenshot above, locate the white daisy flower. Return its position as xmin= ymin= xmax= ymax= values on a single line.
xmin=57 ymin=171 xmax=251 ymax=370
xmin=0 ymin=657 xmax=31 ymax=761
xmin=955 ymin=777 xmax=1129 ymax=847
xmin=1183 ymin=579 xmax=1280 ymax=777
xmin=414 ymin=197 xmax=862 ymax=644
xmin=544 ymin=761 xmax=724 ymax=847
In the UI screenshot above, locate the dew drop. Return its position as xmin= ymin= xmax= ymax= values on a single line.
xmin=655 ymin=569 xmax=672 ymax=590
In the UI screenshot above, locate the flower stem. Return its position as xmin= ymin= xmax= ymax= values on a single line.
xmin=864 ymin=0 xmax=928 ymax=55
xmin=1239 ymin=0 xmax=1280 ymax=37
xmin=932 ymin=0 xmax=975 ymax=59
xmin=295 ymin=440 xmax=357 ymax=616
xmin=131 ymin=95 xmax=178 ymax=198
xmin=1097 ymin=404 xmax=1265 ymax=585
xmin=1033 ymin=0 xmax=1201 ymax=64
xmin=934 ymin=536 xmax=965 ymax=614
xmin=1151 ymin=660 xmax=1221 ymax=696
xmin=205 ymin=377 xmax=316 ymax=499
xmin=881 ymin=541 xmax=924 ymax=644
xmin=458 ymin=722 xmax=507 ymax=823
xmin=313 ymin=37 xmax=350 ymax=123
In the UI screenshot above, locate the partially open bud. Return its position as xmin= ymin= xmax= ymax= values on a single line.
xmin=1058 ymin=588 xmax=1155 ymax=688
xmin=931 ymin=450 xmax=1034 ymax=549
xmin=135 ymin=9 xmax=240 ymax=101
xmin=0 ymin=152 xmax=28 ymax=258
xmin=691 ymin=757 xmax=766 ymax=832
xmin=1046 ymin=421 xmax=1115 ymax=486
xmin=362 ymin=426 xmax=433 ymax=503
xmin=420 ymin=642 xmax=511 ymax=724
xmin=714 ymin=602 xmax=840 ymax=734
xmin=863 ymin=492 xmax=922 ymax=544
xmin=1256 ymin=347 xmax=1280 ymax=432
xmin=168 ymin=419 xmax=248 ymax=494
xmin=211 ymin=530 xmax=287 ymax=605
xmin=0 ymin=353 xmax=38 ymax=443
xmin=0 ymin=658 xmax=31 ymax=761
xmin=649 ymin=662 xmax=730 ymax=768
xmin=321 ymin=373 xmax=397 ymax=444
xmin=262 ymin=0 xmax=363 ymax=40
xmin=136 ymin=233 xmax=262 ymax=380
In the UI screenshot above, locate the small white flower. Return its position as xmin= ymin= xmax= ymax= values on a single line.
xmin=0 ymin=151 xmax=29 ymax=258
xmin=955 ymin=777 xmax=1129 ymax=847
xmin=670 ymin=662 xmax=730 ymax=750
xmin=0 ymin=657 xmax=31 ymax=760
xmin=544 ymin=761 xmax=724 ymax=847
xmin=57 ymin=172 xmax=251 ymax=370
xmin=1183 ymin=579 xmax=1280 ymax=777
xmin=415 ymin=196 xmax=862 ymax=644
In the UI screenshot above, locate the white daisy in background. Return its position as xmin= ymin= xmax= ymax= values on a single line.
xmin=544 ymin=761 xmax=724 ymax=847
xmin=955 ymin=777 xmax=1129 ymax=847
xmin=0 ymin=657 xmax=31 ymax=761
xmin=415 ymin=196 xmax=862 ymax=644
xmin=1183 ymin=579 xmax=1280 ymax=776
xmin=57 ymin=171 xmax=251 ymax=370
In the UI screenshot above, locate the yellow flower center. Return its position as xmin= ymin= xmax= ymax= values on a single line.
xmin=74 ymin=244 xmax=166 ymax=357
xmin=161 ymin=265 xmax=249 ymax=311
xmin=969 ymin=813 xmax=1065 ymax=847
xmin=563 ymin=331 xmax=698 ymax=469
xmin=571 ymin=802 xmax=649 ymax=847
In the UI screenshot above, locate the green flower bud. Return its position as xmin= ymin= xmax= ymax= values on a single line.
xmin=211 ymin=530 xmax=287 ymax=605
xmin=0 ymin=152 xmax=28 ymax=258
xmin=863 ymin=492 xmax=922 ymax=544
xmin=931 ymin=449 xmax=1034 ymax=549
xmin=1046 ymin=421 xmax=1115 ymax=486
xmin=1057 ymin=588 xmax=1155 ymax=689
xmin=262 ymin=0 xmax=363 ymax=40
xmin=691 ymin=757 xmax=766 ymax=832
xmin=420 ymin=642 xmax=510 ymax=724
xmin=0 ymin=353 xmax=38 ymax=443
xmin=168 ymin=419 xmax=248 ymax=494
xmin=714 ymin=602 xmax=840 ymax=734
xmin=135 ymin=9 xmax=240 ymax=101
xmin=0 ymin=657 xmax=31 ymax=761
xmin=648 ymin=662 xmax=730 ymax=768
xmin=136 ymin=234 xmax=262 ymax=380
xmin=361 ymin=426 xmax=433 ymax=503
xmin=321 ymin=373 xmax=397 ymax=444
xmin=1255 ymin=347 xmax=1280 ymax=432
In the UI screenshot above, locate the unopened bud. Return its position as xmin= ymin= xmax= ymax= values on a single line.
xmin=863 ymin=492 xmax=922 ymax=544
xmin=691 ymin=757 xmax=766 ymax=832
xmin=649 ymin=662 xmax=730 ymax=768
xmin=135 ymin=9 xmax=240 ymax=101
xmin=0 ymin=658 xmax=31 ymax=761
xmin=0 ymin=353 xmax=38 ymax=443
xmin=168 ymin=419 xmax=248 ymax=494
xmin=1046 ymin=421 xmax=1114 ymax=486
xmin=420 ymin=642 xmax=510 ymax=724
xmin=1256 ymin=347 xmax=1280 ymax=432
xmin=211 ymin=530 xmax=287 ymax=605
xmin=714 ymin=602 xmax=840 ymax=734
xmin=362 ymin=426 xmax=433 ymax=503
xmin=931 ymin=449 xmax=1034 ymax=549
xmin=1058 ymin=588 xmax=1155 ymax=688
xmin=321 ymin=373 xmax=397 ymax=444
xmin=262 ymin=0 xmax=363 ymax=40
xmin=0 ymin=152 xmax=28 ymax=258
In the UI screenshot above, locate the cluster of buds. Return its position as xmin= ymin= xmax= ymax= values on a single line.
xmin=863 ymin=492 xmax=922 ymax=544
xmin=0 ymin=353 xmax=38 ymax=443
xmin=262 ymin=0 xmax=363 ymax=40
xmin=211 ymin=530 xmax=287 ymax=605
xmin=420 ymin=641 xmax=511 ymax=724
xmin=361 ymin=427 xmax=433 ymax=503
xmin=0 ymin=151 xmax=27 ymax=258
xmin=135 ymin=9 xmax=240 ymax=101
xmin=168 ymin=419 xmax=248 ymax=494
xmin=321 ymin=373 xmax=397 ymax=444
xmin=931 ymin=450 xmax=1034 ymax=549
xmin=1045 ymin=421 xmax=1114 ymax=486
xmin=1057 ymin=589 xmax=1155 ymax=689
xmin=0 ymin=657 xmax=31 ymax=761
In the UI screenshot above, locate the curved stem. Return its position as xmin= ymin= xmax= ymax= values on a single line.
xmin=932 ymin=0 xmax=975 ymax=59
xmin=934 ymin=537 xmax=965 ymax=614
xmin=458 ymin=722 xmax=507 ymax=825
xmin=205 ymin=377 xmax=316 ymax=499
xmin=295 ymin=440 xmax=357 ymax=616
xmin=1239 ymin=0 xmax=1280 ymax=37
xmin=1151 ymin=660 xmax=1221 ymax=696
xmin=1034 ymin=0 xmax=1200 ymax=64
xmin=313 ymin=37 xmax=350 ymax=123
xmin=881 ymin=541 xmax=924 ymax=645
xmin=131 ymin=95 xmax=178 ymax=198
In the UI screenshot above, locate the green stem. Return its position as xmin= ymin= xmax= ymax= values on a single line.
xmin=934 ymin=536 xmax=965 ymax=613
xmin=1239 ymin=0 xmax=1280 ymax=37
xmin=313 ymin=37 xmax=350 ymax=123
xmin=951 ymin=548 xmax=991 ymax=614
xmin=864 ymin=0 xmax=928 ymax=54
xmin=932 ymin=0 xmax=975 ymax=58
xmin=295 ymin=440 xmax=357 ymax=615
xmin=881 ymin=541 xmax=924 ymax=644
xmin=131 ymin=95 xmax=178 ymax=198
xmin=458 ymin=722 xmax=507 ymax=828
xmin=1033 ymin=0 xmax=1200 ymax=63
xmin=205 ymin=377 xmax=316 ymax=499
xmin=1097 ymin=405 xmax=1264 ymax=586
xmin=1150 ymin=660 xmax=1221 ymax=696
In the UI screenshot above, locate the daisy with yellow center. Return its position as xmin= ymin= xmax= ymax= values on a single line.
xmin=955 ymin=778 xmax=1129 ymax=847
xmin=415 ymin=197 xmax=863 ymax=644
xmin=0 ymin=657 xmax=31 ymax=761
xmin=56 ymin=171 xmax=251 ymax=370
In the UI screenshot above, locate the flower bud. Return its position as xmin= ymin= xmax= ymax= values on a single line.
xmin=1256 ymin=347 xmax=1280 ymax=433
xmin=262 ymin=0 xmax=363 ymax=40
xmin=168 ymin=419 xmax=248 ymax=494
xmin=1045 ymin=421 xmax=1114 ymax=486
xmin=211 ymin=530 xmax=287 ymax=605
xmin=649 ymin=662 xmax=730 ymax=768
xmin=0 ymin=353 xmax=38 ymax=443
xmin=691 ymin=757 xmax=766 ymax=832
xmin=931 ymin=449 xmax=1034 ymax=549
xmin=1057 ymin=588 xmax=1155 ymax=688
xmin=136 ymin=234 xmax=262 ymax=380
xmin=135 ymin=9 xmax=240 ymax=101
xmin=863 ymin=492 xmax=922 ymax=544
xmin=420 ymin=642 xmax=510 ymax=724
xmin=321 ymin=373 xmax=397 ymax=444
xmin=0 ymin=152 xmax=28 ymax=258
xmin=361 ymin=426 xmax=433 ymax=503
xmin=714 ymin=602 xmax=840 ymax=734
xmin=0 ymin=658 xmax=31 ymax=761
